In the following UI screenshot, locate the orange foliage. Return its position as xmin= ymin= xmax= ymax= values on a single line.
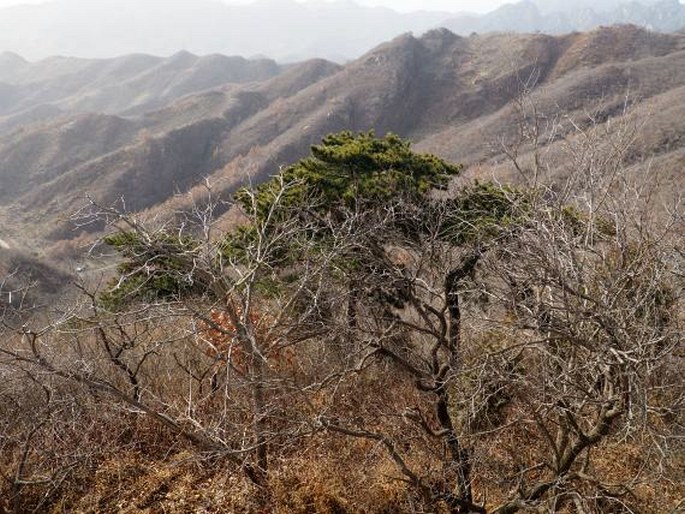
xmin=197 ymin=305 xmax=296 ymax=374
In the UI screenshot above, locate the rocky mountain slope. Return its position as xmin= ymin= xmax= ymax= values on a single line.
xmin=0 ymin=51 xmax=281 ymax=131
xmin=0 ymin=25 xmax=683 ymax=287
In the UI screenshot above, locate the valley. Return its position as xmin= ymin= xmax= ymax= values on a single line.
xmin=0 ymin=25 xmax=683 ymax=273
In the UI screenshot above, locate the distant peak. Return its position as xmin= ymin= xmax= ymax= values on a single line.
xmin=495 ymin=0 xmax=540 ymax=12
xmin=171 ymin=50 xmax=194 ymax=57
xmin=168 ymin=50 xmax=197 ymax=62
xmin=0 ymin=51 xmax=27 ymax=64
xmin=423 ymin=27 xmax=455 ymax=37
xmin=421 ymin=28 xmax=461 ymax=42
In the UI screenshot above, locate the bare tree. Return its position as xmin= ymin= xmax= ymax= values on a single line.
xmin=0 ymin=127 xmax=681 ymax=513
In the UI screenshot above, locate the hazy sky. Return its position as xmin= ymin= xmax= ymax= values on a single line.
xmin=0 ymin=0 xmax=510 ymax=14
xmin=322 ymin=0 xmax=508 ymax=12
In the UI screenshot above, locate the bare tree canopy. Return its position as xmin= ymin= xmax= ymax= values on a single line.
xmin=1 ymin=123 xmax=683 ymax=512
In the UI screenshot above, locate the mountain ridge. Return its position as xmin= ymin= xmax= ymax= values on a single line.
xmin=0 ymin=25 xmax=682 ymax=266
xmin=443 ymin=0 xmax=685 ymax=35
xmin=0 ymin=23 xmax=682 ymax=307
xmin=0 ymin=0 xmax=684 ymax=63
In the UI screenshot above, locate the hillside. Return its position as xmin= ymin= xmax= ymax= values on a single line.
xmin=0 ymin=25 xmax=682 ymax=296
xmin=444 ymin=0 xmax=685 ymax=35
xmin=0 ymin=51 xmax=282 ymax=131
xmin=0 ymin=24 xmax=683 ymax=514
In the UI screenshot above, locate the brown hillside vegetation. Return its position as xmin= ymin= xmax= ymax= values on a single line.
xmin=1 ymin=126 xmax=682 ymax=513
xmin=0 ymin=26 xmax=683 ymax=254
xmin=0 ymin=51 xmax=281 ymax=120
xmin=0 ymin=26 xmax=683 ymax=513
